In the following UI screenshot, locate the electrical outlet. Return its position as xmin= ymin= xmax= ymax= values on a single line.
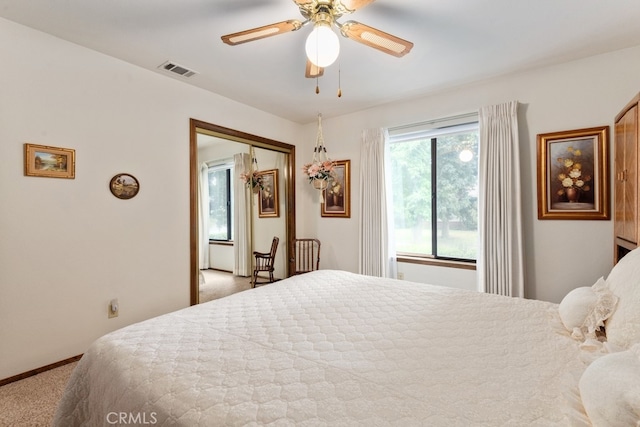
xmin=397 ymin=272 xmax=405 ymax=280
xmin=108 ymin=298 xmax=119 ymax=318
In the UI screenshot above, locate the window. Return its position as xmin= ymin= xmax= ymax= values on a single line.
xmin=388 ymin=120 xmax=479 ymax=262
xmin=208 ymin=164 xmax=233 ymax=241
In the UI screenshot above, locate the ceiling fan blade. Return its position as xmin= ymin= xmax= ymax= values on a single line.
xmin=221 ymin=20 xmax=303 ymax=45
xmin=305 ymin=60 xmax=324 ymax=78
xmin=339 ymin=21 xmax=413 ymax=57
xmin=337 ymin=0 xmax=376 ymax=13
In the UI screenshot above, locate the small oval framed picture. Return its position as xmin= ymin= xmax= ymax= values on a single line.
xmin=109 ymin=173 xmax=140 ymax=200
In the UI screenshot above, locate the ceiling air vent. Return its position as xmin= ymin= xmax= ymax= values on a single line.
xmin=158 ymin=61 xmax=198 ymax=78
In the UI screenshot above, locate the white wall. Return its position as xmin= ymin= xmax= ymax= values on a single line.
xmin=3 ymin=14 xmax=640 ymax=380
xmin=0 ymin=18 xmax=300 ymax=379
xmin=208 ymin=245 xmax=234 ymax=271
xmin=299 ymin=45 xmax=640 ymax=303
xmin=399 ymin=263 xmax=477 ymax=292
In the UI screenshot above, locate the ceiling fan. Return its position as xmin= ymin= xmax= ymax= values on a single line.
xmin=221 ymin=0 xmax=414 ymax=78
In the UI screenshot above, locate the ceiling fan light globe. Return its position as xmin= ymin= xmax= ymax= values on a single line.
xmin=305 ymin=24 xmax=340 ymax=68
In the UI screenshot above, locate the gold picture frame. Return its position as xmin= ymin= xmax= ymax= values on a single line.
xmin=257 ymin=169 xmax=279 ymax=218
xmin=109 ymin=173 xmax=140 ymax=199
xmin=537 ymin=126 xmax=609 ymax=220
xmin=24 ymin=143 xmax=75 ymax=179
xmin=322 ymin=159 xmax=351 ymax=218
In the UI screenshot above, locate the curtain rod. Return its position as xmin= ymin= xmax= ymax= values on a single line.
xmin=388 ymin=112 xmax=478 ymax=133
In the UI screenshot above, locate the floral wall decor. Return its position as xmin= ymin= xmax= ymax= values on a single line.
xmin=537 ymin=126 xmax=609 ymax=220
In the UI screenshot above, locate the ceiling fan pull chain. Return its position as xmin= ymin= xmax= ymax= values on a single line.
xmin=337 ymin=61 xmax=342 ymax=98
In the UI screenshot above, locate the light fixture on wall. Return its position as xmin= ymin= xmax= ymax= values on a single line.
xmin=302 ymin=113 xmax=336 ymax=203
xmin=305 ymin=5 xmax=340 ymax=68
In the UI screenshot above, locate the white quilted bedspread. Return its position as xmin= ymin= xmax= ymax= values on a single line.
xmin=54 ymin=270 xmax=587 ymax=426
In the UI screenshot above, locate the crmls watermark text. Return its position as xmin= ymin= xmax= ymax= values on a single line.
xmin=106 ymin=412 xmax=158 ymax=425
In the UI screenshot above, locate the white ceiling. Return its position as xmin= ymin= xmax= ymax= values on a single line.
xmin=2 ymin=0 xmax=640 ymax=124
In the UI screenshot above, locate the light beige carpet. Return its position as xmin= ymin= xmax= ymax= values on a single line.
xmin=199 ymin=269 xmax=252 ymax=303
xmin=0 ymin=361 xmax=77 ymax=427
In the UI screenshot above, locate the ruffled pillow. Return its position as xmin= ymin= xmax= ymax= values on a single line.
xmin=558 ymin=277 xmax=617 ymax=341
xmin=578 ymin=344 xmax=640 ymax=426
xmin=605 ymin=247 xmax=640 ymax=348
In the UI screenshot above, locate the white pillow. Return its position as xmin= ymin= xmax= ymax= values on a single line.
xmin=579 ymin=344 xmax=640 ymax=427
xmin=558 ymin=277 xmax=617 ymax=340
xmin=605 ymin=247 xmax=640 ymax=348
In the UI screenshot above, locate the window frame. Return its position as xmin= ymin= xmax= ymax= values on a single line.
xmin=388 ymin=119 xmax=479 ymax=265
xmin=207 ymin=163 xmax=234 ymax=243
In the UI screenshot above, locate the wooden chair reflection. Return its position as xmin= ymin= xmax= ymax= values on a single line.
xmin=252 ymin=236 xmax=279 ymax=287
xmin=291 ymin=238 xmax=321 ymax=275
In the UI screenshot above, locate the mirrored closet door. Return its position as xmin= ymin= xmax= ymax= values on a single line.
xmin=189 ymin=119 xmax=296 ymax=305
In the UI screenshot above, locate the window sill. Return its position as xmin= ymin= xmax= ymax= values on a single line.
xmin=397 ymin=255 xmax=476 ymax=271
xmin=209 ymin=240 xmax=234 ymax=246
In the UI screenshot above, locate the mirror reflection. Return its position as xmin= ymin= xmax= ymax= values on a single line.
xmin=197 ymin=134 xmax=252 ymax=302
xmin=190 ymin=120 xmax=295 ymax=305
xmin=251 ymin=147 xmax=288 ymax=286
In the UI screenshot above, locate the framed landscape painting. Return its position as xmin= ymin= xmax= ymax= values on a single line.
xmin=536 ymin=126 xmax=609 ymax=220
xmin=109 ymin=173 xmax=140 ymax=199
xmin=24 ymin=143 xmax=75 ymax=179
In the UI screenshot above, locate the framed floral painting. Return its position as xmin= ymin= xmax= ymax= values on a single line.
xmin=256 ymin=169 xmax=279 ymax=218
xmin=536 ymin=126 xmax=609 ymax=220
xmin=321 ymin=159 xmax=351 ymax=218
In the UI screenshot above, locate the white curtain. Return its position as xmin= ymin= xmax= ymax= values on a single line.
xmin=233 ymin=153 xmax=251 ymax=276
xmin=359 ymin=128 xmax=396 ymax=278
xmin=478 ymin=101 xmax=525 ymax=297
xmin=198 ymin=162 xmax=210 ymax=270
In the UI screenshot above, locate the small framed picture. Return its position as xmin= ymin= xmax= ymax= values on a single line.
xmin=109 ymin=173 xmax=140 ymax=199
xmin=257 ymin=169 xmax=279 ymax=218
xmin=24 ymin=143 xmax=75 ymax=179
xmin=322 ymin=159 xmax=351 ymax=218
xmin=537 ymin=126 xmax=609 ymax=220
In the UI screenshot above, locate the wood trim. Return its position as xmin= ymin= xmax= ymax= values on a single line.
xmin=0 ymin=354 xmax=82 ymax=387
xmin=206 ymin=267 xmax=233 ymax=274
xmin=190 ymin=119 xmax=294 ymax=154
xmin=615 ymin=93 xmax=640 ymax=123
xmin=616 ymin=237 xmax=638 ymax=251
xmin=286 ymin=145 xmax=296 ymax=277
xmin=397 ymin=255 xmax=476 ymax=271
xmin=189 ymin=120 xmax=199 ymax=306
xmin=209 ymin=240 xmax=233 ymax=246
xmin=613 ymin=93 xmax=640 ymax=263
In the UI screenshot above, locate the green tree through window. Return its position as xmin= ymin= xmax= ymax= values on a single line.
xmin=389 ymin=123 xmax=478 ymax=261
xmin=208 ymin=166 xmax=233 ymax=241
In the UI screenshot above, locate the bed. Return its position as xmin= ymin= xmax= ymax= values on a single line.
xmin=54 ymin=253 xmax=640 ymax=426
